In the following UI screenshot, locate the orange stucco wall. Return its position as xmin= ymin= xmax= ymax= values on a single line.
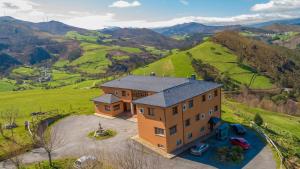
xmin=94 ymin=101 xmax=124 ymax=117
xmin=136 ymin=87 xmax=221 ymax=153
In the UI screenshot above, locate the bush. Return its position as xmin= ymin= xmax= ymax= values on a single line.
xmin=254 ymin=113 xmax=263 ymax=126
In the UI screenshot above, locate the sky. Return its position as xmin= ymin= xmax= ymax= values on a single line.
xmin=1 ymin=0 xmax=300 ymax=29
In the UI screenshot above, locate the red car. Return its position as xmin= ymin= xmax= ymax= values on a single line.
xmin=230 ymin=137 xmax=250 ymax=150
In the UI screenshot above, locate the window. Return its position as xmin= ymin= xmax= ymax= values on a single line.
xmin=176 ymin=139 xmax=182 ymax=146
xmin=214 ymin=105 xmax=219 ymax=112
xmin=188 ymin=100 xmax=194 ymax=108
xmin=122 ymin=91 xmax=126 ymax=96
xmin=157 ymin=144 xmax=165 ymax=149
xmin=208 ymin=94 xmax=213 ymax=100
xmin=200 ymin=126 xmax=205 ymax=132
xmin=201 ymin=113 xmax=205 ymax=120
xmin=172 ymin=106 xmax=178 ymax=115
xmin=139 ymin=108 xmax=144 ymax=114
xmin=114 ymin=91 xmax=118 ymax=96
xmin=202 ymin=95 xmax=206 ymax=102
xmin=148 ymin=108 xmax=155 ymax=116
xmin=105 ymin=105 xmax=110 ymax=111
xmin=195 ymin=114 xmax=200 ymax=121
xmin=113 ymin=104 xmax=120 ymax=111
xmin=154 ymin=127 xmax=165 ymax=136
xmin=169 ymin=125 xmax=177 ymax=135
xmin=209 ymin=109 xmax=213 ymax=116
xmin=185 ymin=119 xmax=190 ymax=127
xmin=188 ymin=132 xmax=193 ymax=139
xmin=214 ymin=90 xmax=218 ymax=97
xmin=182 ymin=103 xmax=187 ymax=112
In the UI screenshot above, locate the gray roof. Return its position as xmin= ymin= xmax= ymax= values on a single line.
xmin=101 ymin=75 xmax=190 ymax=92
xmin=92 ymin=94 xmax=121 ymax=104
xmin=133 ymin=80 xmax=222 ymax=107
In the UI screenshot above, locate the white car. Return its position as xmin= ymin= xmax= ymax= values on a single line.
xmin=74 ymin=155 xmax=97 ymax=169
xmin=190 ymin=143 xmax=209 ymax=156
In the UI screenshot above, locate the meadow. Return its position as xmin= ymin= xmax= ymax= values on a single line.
xmin=133 ymin=50 xmax=197 ymax=78
xmin=134 ymin=41 xmax=274 ymax=89
xmin=0 ymin=87 xmax=101 ymax=159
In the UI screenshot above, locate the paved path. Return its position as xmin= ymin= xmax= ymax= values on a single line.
xmin=0 ymin=115 xmax=276 ymax=169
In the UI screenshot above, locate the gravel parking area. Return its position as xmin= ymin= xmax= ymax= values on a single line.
xmin=1 ymin=115 xmax=276 ymax=169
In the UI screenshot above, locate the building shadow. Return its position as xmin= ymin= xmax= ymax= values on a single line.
xmin=177 ymin=124 xmax=267 ymax=169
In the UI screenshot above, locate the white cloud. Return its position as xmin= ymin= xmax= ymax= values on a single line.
xmin=109 ymin=1 xmax=141 ymax=8
xmin=251 ymin=0 xmax=300 ymax=12
xmin=179 ymin=0 xmax=189 ymax=6
xmin=1 ymin=0 xmax=300 ymax=30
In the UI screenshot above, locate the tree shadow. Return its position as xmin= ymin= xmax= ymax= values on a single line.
xmin=177 ymin=124 xmax=267 ymax=169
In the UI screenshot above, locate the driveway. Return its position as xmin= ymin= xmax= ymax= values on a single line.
xmin=1 ymin=115 xmax=276 ymax=169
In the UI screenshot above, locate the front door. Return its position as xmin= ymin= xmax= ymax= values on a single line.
xmin=123 ymin=102 xmax=131 ymax=112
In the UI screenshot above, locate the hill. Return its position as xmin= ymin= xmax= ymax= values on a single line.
xmin=133 ymin=40 xmax=273 ymax=89
xmin=213 ymin=31 xmax=300 ymax=89
xmin=153 ymin=22 xmax=241 ymax=36
xmin=250 ymin=18 xmax=300 ymax=28
xmin=263 ymin=23 xmax=300 ymax=33
xmin=101 ymin=28 xmax=194 ymax=49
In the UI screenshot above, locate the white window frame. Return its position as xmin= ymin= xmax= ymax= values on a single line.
xmin=208 ymin=93 xmax=213 ymax=100
xmin=139 ymin=108 xmax=144 ymax=114
xmin=201 ymin=113 xmax=205 ymax=120
xmin=182 ymin=103 xmax=187 ymax=112
xmin=209 ymin=109 xmax=213 ymax=116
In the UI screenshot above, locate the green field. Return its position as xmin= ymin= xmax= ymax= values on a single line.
xmin=0 ymin=79 xmax=16 ymax=92
xmin=11 ymin=66 xmax=39 ymax=77
xmin=134 ymin=41 xmax=273 ymax=89
xmin=143 ymin=46 xmax=169 ymax=56
xmin=66 ymin=31 xmax=111 ymax=43
xmin=0 ymin=88 xmax=100 ymax=158
xmin=133 ymin=50 xmax=197 ymax=78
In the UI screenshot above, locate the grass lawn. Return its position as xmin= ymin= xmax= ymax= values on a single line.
xmin=23 ymin=159 xmax=75 ymax=169
xmin=88 ymin=129 xmax=117 ymax=140
xmin=0 ymin=88 xmax=100 ymax=159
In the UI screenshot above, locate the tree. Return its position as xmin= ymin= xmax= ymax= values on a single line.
xmin=254 ymin=113 xmax=263 ymax=126
xmin=30 ymin=119 xmax=64 ymax=167
xmin=0 ymin=109 xmax=19 ymax=138
xmin=112 ymin=141 xmax=161 ymax=169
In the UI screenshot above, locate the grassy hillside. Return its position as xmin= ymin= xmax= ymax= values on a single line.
xmin=133 ymin=41 xmax=273 ymax=89
xmin=0 ymin=88 xmax=101 ymax=159
xmin=223 ymin=100 xmax=300 ymax=161
xmin=133 ymin=50 xmax=196 ymax=78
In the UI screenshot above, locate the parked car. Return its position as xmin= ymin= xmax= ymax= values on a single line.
xmin=74 ymin=155 xmax=97 ymax=169
xmin=190 ymin=143 xmax=209 ymax=156
xmin=230 ymin=124 xmax=246 ymax=135
xmin=230 ymin=137 xmax=250 ymax=150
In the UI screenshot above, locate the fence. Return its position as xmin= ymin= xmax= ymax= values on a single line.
xmin=250 ymin=121 xmax=284 ymax=169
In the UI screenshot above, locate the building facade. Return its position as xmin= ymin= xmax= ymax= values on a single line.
xmin=93 ymin=75 xmax=222 ymax=153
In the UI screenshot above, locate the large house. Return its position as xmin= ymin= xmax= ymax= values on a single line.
xmin=93 ymin=75 xmax=222 ymax=153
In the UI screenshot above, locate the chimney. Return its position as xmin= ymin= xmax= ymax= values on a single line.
xmin=190 ymin=74 xmax=196 ymax=80
xmin=150 ymin=72 xmax=156 ymax=76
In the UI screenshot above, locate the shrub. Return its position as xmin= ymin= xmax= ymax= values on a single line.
xmin=254 ymin=113 xmax=263 ymax=126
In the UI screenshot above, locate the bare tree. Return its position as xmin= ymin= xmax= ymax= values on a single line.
xmin=0 ymin=109 xmax=19 ymax=138
xmin=112 ymin=141 xmax=161 ymax=169
xmin=1 ymin=138 xmax=24 ymax=169
xmin=31 ymin=121 xmax=65 ymax=167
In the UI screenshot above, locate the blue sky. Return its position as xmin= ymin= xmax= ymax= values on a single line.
xmin=1 ymin=0 xmax=300 ymax=29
